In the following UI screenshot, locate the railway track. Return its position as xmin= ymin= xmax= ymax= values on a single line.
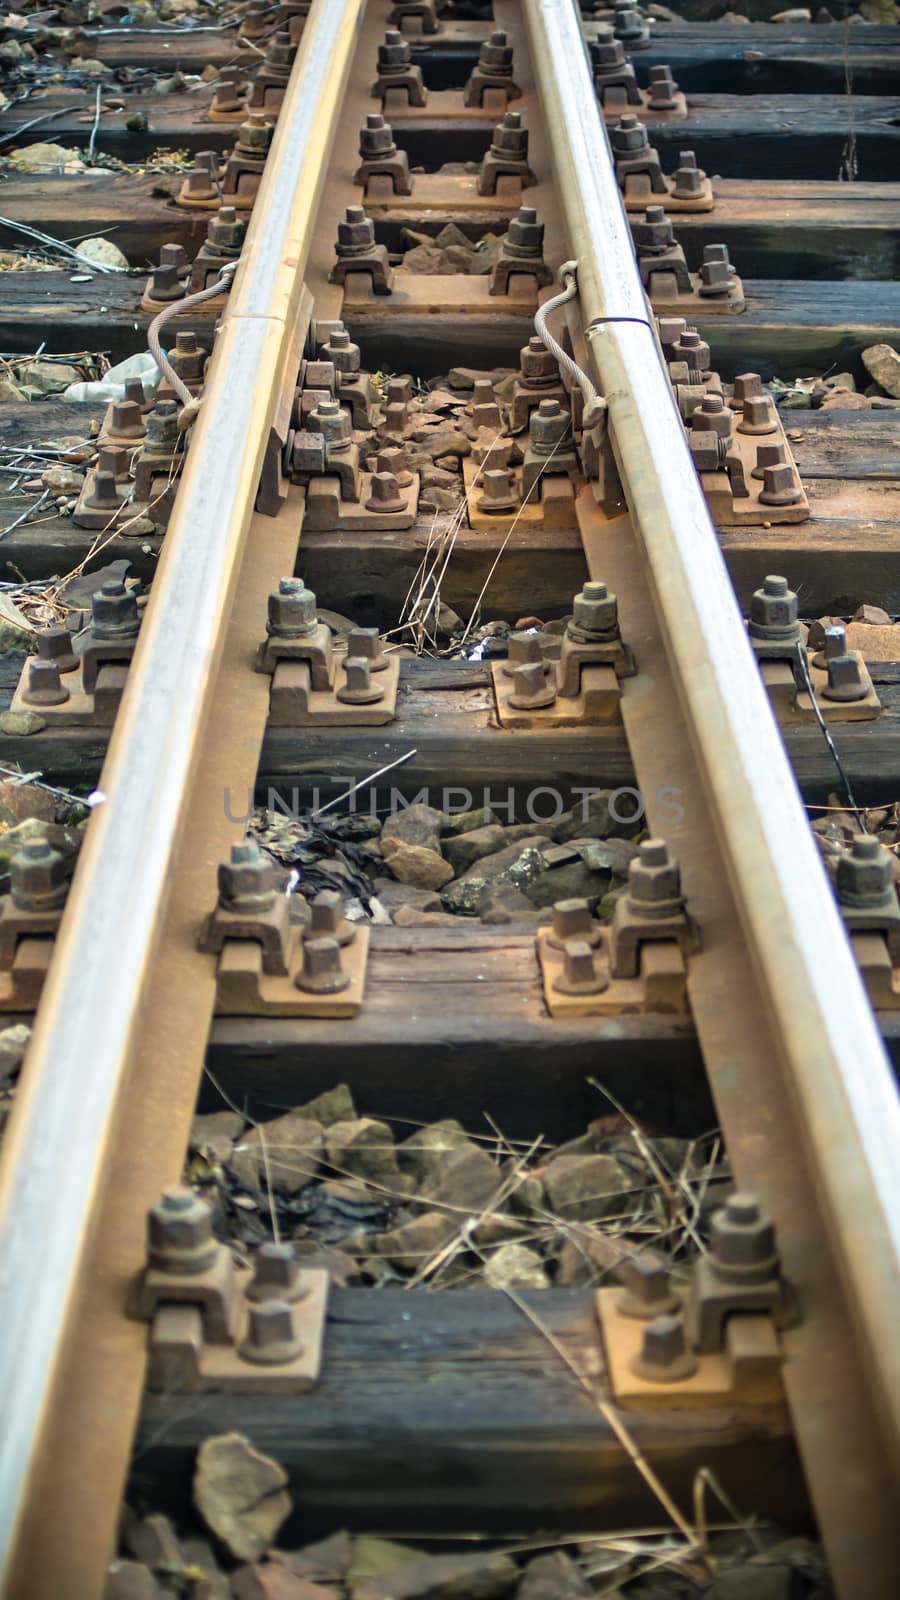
xmin=0 ymin=0 xmax=899 ymax=1595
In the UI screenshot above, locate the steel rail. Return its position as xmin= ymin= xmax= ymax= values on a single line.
xmin=0 ymin=2 xmax=364 ymax=1592
xmin=522 ymin=0 xmax=900 ymax=1582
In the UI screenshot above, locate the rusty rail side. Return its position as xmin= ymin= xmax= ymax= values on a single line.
xmin=521 ymin=0 xmax=900 ymax=1592
xmin=0 ymin=4 xmax=365 ymax=1595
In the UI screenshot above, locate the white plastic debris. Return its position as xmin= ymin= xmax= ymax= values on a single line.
xmin=75 ymin=236 xmax=130 ymax=272
xmin=63 ymin=350 xmax=161 ymax=405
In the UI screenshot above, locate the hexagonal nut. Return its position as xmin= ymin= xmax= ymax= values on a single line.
xmin=378 ymin=30 xmax=410 ymax=67
xmin=238 ymin=113 xmax=272 ymax=153
xmin=268 ymin=577 xmax=317 ymax=636
xmin=529 ymin=398 xmax=569 ymax=452
xmin=492 ymin=111 xmax=528 ymax=155
xmin=92 ymin=579 xmax=140 ymax=639
xmin=595 ymin=40 xmax=627 ymax=68
xmin=628 ymin=839 xmax=681 ymax=907
xmin=209 ymin=208 xmax=246 ymax=250
xmin=481 ymin=30 xmax=513 ymax=69
xmin=507 ymin=206 xmax=543 ymax=254
xmin=710 ymin=1192 xmax=777 ymax=1276
xmin=360 ymin=113 xmax=394 ymax=155
xmin=836 ymin=836 xmax=894 ymax=907
xmin=145 ymin=401 xmax=180 ymax=448
xmin=308 ymin=398 xmax=352 ymax=447
xmin=147 ymin=1186 xmax=217 ymax=1275
xmin=520 ymin=336 xmax=557 ymax=383
xmin=612 ymin=116 xmax=646 ymax=154
xmin=636 ymin=206 xmax=672 ymax=249
xmin=748 ymin=575 xmax=799 ymax=637
xmin=10 ymin=839 xmax=68 ymax=912
xmin=337 ymin=206 xmax=374 ymax=251
xmin=218 ymin=839 xmax=276 ymax=909
xmin=572 ymin=581 xmax=617 ymax=634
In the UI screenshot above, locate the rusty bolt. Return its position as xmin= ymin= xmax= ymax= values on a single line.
xmin=337 ymin=656 xmax=384 ymax=705
xmin=748 ymin=575 xmax=801 ymax=644
xmin=208 ymin=206 xmax=245 ymax=251
xmin=480 ymin=28 xmax=513 ymax=71
xmin=84 ymin=469 xmax=125 ymax=512
xmin=22 ymin=658 xmax=69 ymax=708
xmin=647 ymin=64 xmax=679 ymax=109
xmin=265 ymin=30 xmax=294 ymax=69
xmin=509 ymin=660 xmax=557 ymax=711
xmin=676 ymin=328 xmax=710 ymax=374
xmin=109 ymin=399 xmax=145 ymax=441
xmin=295 ymin=934 xmax=351 ymax=994
xmin=552 ymin=937 xmax=609 ymax=996
xmin=123 ymin=376 xmax=150 ymax=413
xmin=547 ymin=897 xmax=602 ymax=951
xmin=388 ymin=378 xmax=413 ymax=406
xmin=92 ymin=579 xmax=140 ymax=640
xmin=268 ymin=577 xmax=318 ymax=638
xmin=377 ymin=29 xmax=411 ymax=69
xmin=322 ymin=325 xmax=361 ymax=375
xmin=383 ymin=402 xmax=408 ymax=435
xmin=246 ymin=1241 xmax=309 ymax=1303
xmin=699 ymin=259 xmax=733 ymax=297
xmin=491 ymin=108 xmax=528 ymax=157
xmin=37 ymin=624 xmax=78 ymax=675
xmin=595 ymin=38 xmax=628 ymax=69
xmin=636 ymin=204 xmax=673 ymax=251
xmin=147 ymin=1186 xmax=217 ymax=1276
xmin=336 ymin=204 xmax=375 ymax=256
xmin=753 ymin=440 xmax=786 ymax=480
xmin=477 ymin=468 xmax=518 ymax=513
xmin=170 ymin=332 xmax=206 ymax=383
xmin=377 ymin=445 xmax=412 ymax=486
xmin=611 ymin=114 xmax=648 ymax=155
xmin=615 ymin=2 xmax=649 ymax=44
xmin=309 ymin=888 xmax=357 ymax=948
xmin=160 ymin=242 xmax=189 ymax=275
xmin=308 ymin=397 xmax=352 ymax=449
xmin=505 ymin=205 xmax=544 ymax=258
xmin=145 ymin=400 xmax=180 ymax=449
xmin=692 ymin=394 xmax=733 ymax=439
xmin=184 ymin=160 xmax=218 ymax=200
xmin=520 ymin=335 xmax=557 ymax=385
xmin=738 ymin=395 xmax=776 ymax=437
xmin=502 ymin=630 xmax=549 ymax=678
xmin=97 ymin=445 xmax=128 ymax=479
xmin=366 ymin=470 xmax=407 ymax=514
xmin=360 ymin=112 xmax=397 ymax=157
xmin=710 ymin=1192 xmax=778 ymax=1285
xmin=759 ymin=463 xmax=802 ymax=507
xmin=147 ymin=263 xmax=184 ymax=302
xmin=239 ymin=1298 xmax=305 ymax=1365
xmin=836 ymin=835 xmax=895 ymax=910
xmin=617 ymin=1254 xmax=679 ymax=1319
xmin=571 ymin=580 xmax=618 ymax=636
xmin=672 ymin=151 xmax=704 ymax=198
xmin=658 ymin=316 xmax=686 ymax=357
xmin=344 ymin=628 xmax=386 ymax=674
xmin=218 ymin=839 xmax=276 ymax=912
xmin=529 ymin=397 xmax=570 ymax=455
xmin=631 ymin=1313 xmax=698 ymax=1383
xmin=732 ymin=373 xmax=763 ymax=405
xmin=237 ymin=112 xmax=271 ymax=154
xmin=10 ymin=838 xmax=68 ymax=911
xmin=823 ymin=641 xmax=869 ymax=703
xmin=627 ymin=839 xmax=683 ymax=918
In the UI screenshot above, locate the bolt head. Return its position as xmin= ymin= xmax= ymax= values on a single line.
xmin=710 ymin=1191 xmax=778 ymax=1279
xmin=91 ymin=579 xmax=140 ymax=639
xmin=268 ymin=577 xmax=318 ymax=636
xmin=147 ymin=1186 xmax=216 ymax=1275
xmin=837 ymin=835 xmax=894 ymax=907
xmin=294 ymin=935 xmax=351 ymax=993
xmin=218 ymin=838 xmax=276 ymax=910
xmin=572 ymin=581 xmax=617 ymax=635
xmin=628 ymin=839 xmax=681 ymax=908
xmin=10 ymin=838 xmax=68 ymax=911
xmin=748 ymin=575 xmax=799 ymax=641
xmin=337 ymin=207 xmax=374 ymax=251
